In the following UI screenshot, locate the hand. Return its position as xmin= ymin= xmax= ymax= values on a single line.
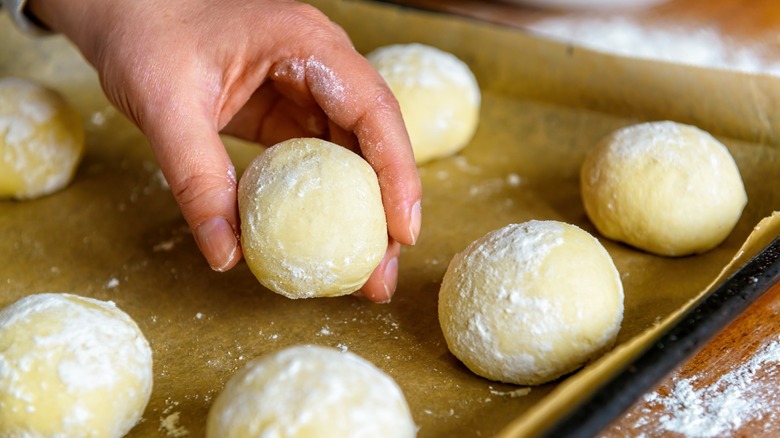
xmin=29 ymin=0 xmax=422 ymax=302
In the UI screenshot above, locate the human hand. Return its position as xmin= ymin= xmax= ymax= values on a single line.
xmin=28 ymin=0 xmax=422 ymax=302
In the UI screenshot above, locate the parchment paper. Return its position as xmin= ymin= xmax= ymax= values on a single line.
xmin=1 ymin=1 xmax=779 ymax=436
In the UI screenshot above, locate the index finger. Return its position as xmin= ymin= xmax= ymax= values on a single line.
xmin=301 ymin=48 xmax=423 ymax=246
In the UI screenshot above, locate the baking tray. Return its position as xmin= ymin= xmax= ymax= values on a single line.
xmin=1 ymin=1 xmax=779 ymax=436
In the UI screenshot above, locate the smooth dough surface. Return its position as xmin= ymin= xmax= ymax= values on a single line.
xmin=438 ymin=220 xmax=624 ymax=386
xmin=206 ymin=345 xmax=416 ymax=438
xmin=0 ymin=77 xmax=84 ymax=199
xmin=0 ymin=293 xmax=153 ymax=437
xmin=367 ymin=43 xmax=480 ymax=164
xmin=238 ymin=138 xmax=387 ymax=299
xmin=580 ymin=121 xmax=747 ymax=257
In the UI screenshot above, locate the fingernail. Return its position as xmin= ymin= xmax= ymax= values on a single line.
xmin=381 ymin=257 xmax=399 ymax=303
xmin=409 ymin=200 xmax=421 ymax=245
xmin=194 ymin=217 xmax=238 ymax=272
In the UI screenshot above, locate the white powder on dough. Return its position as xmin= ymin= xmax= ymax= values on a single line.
xmin=623 ymin=339 xmax=780 ymax=437
xmin=0 ymin=78 xmax=82 ymax=198
xmin=239 ymin=138 xmax=385 ymax=299
xmin=600 ymin=122 xmax=719 ymax=173
xmin=527 ymin=16 xmax=780 ymax=75
xmin=367 ymin=43 xmax=481 ymax=106
xmin=210 ymin=346 xmax=415 ymax=437
xmin=450 ymin=221 xmax=566 ymax=380
xmin=0 ymin=293 xmax=152 ymax=435
xmin=593 ymin=121 xmax=738 ymax=200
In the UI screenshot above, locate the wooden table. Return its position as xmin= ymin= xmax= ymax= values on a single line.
xmin=603 ymin=280 xmax=780 ymax=436
xmin=384 ymin=0 xmax=780 ymax=40
xmin=385 ymin=1 xmax=780 ymax=435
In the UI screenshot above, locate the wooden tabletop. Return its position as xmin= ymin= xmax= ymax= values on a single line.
xmin=385 ymin=0 xmax=780 ymax=435
xmin=602 ymin=280 xmax=780 ymax=436
xmin=384 ymin=0 xmax=780 ymax=39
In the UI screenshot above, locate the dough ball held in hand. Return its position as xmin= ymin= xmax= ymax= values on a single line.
xmin=367 ymin=43 xmax=480 ymax=164
xmin=438 ymin=220 xmax=624 ymax=386
xmin=238 ymin=138 xmax=387 ymax=299
xmin=206 ymin=345 xmax=416 ymax=438
xmin=0 ymin=78 xmax=85 ymax=199
xmin=580 ymin=121 xmax=747 ymax=257
xmin=0 ymin=293 xmax=153 ymax=437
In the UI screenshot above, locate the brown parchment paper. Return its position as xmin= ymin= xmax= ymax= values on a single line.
xmin=1 ymin=0 xmax=779 ymax=436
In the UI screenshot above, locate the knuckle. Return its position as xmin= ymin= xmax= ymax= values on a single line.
xmin=170 ymin=171 xmax=229 ymax=218
xmin=372 ymin=87 xmax=403 ymax=115
xmin=281 ymin=3 xmax=352 ymax=47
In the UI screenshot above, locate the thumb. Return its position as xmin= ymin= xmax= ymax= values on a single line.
xmin=144 ymin=97 xmax=242 ymax=272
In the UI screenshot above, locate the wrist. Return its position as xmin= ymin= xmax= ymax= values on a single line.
xmin=26 ymin=0 xmax=108 ymax=63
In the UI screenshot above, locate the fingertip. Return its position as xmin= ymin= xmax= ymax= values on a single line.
xmin=409 ymin=199 xmax=422 ymax=245
xmin=385 ymin=191 xmax=422 ymax=247
xmin=356 ymin=240 xmax=401 ymax=303
xmin=380 ymin=256 xmax=399 ymax=303
xmin=193 ymin=216 xmax=243 ymax=272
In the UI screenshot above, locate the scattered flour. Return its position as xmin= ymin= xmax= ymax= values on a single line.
xmin=105 ymin=277 xmax=120 ymax=289
xmin=622 ymin=339 xmax=780 ymax=437
xmin=159 ymin=412 xmax=189 ymax=438
xmin=489 ymin=386 xmax=532 ymax=398
xmin=527 ymin=16 xmax=780 ymax=75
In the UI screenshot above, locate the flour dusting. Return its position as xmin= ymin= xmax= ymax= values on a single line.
xmin=528 ymin=16 xmax=780 ymax=75
xmin=305 ymin=56 xmax=347 ymax=107
xmin=620 ymin=339 xmax=780 ymax=437
xmin=160 ymin=412 xmax=189 ymax=437
xmin=367 ymin=43 xmax=480 ymax=105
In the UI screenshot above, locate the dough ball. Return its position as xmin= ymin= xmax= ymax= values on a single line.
xmin=0 ymin=77 xmax=85 ymax=199
xmin=206 ymin=345 xmax=416 ymax=438
xmin=580 ymin=121 xmax=747 ymax=256
xmin=367 ymin=43 xmax=480 ymax=164
xmin=438 ymin=220 xmax=624 ymax=386
xmin=0 ymin=293 xmax=153 ymax=437
xmin=238 ymin=138 xmax=387 ymax=299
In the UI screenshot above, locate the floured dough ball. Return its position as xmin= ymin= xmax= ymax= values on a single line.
xmin=438 ymin=220 xmax=623 ymax=386
xmin=238 ymin=138 xmax=387 ymax=299
xmin=0 ymin=293 xmax=153 ymax=437
xmin=581 ymin=121 xmax=747 ymax=256
xmin=367 ymin=43 xmax=480 ymax=164
xmin=206 ymin=345 xmax=416 ymax=438
xmin=0 ymin=77 xmax=85 ymax=199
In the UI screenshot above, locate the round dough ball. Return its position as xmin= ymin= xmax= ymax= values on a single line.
xmin=580 ymin=121 xmax=747 ymax=257
xmin=0 ymin=77 xmax=85 ymax=200
xmin=366 ymin=43 xmax=480 ymax=164
xmin=206 ymin=345 xmax=416 ymax=438
xmin=238 ymin=138 xmax=387 ymax=299
xmin=0 ymin=293 xmax=153 ymax=437
xmin=438 ymin=220 xmax=624 ymax=386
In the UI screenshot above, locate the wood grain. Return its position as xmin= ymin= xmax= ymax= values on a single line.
xmin=601 ymin=280 xmax=780 ymax=436
xmin=383 ymin=0 xmax=780 ymax=42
